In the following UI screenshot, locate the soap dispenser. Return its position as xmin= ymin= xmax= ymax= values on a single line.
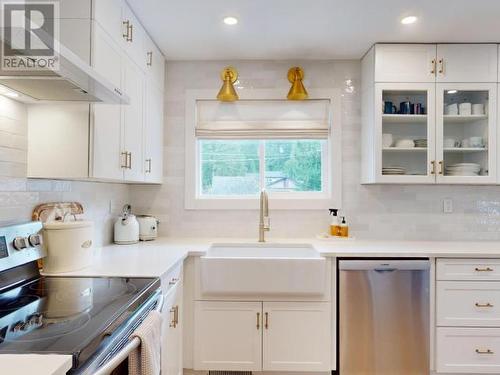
xmin=339 ymin=216 xmax=349 ymax=238
xmin=329 ymin=208 xmax=340 ymax=237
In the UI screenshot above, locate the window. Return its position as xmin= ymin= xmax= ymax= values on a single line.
xmin=185 ymin=90 xmax=341 ymax=209
xmin=199 ymin=139 xmax=326 ymax=196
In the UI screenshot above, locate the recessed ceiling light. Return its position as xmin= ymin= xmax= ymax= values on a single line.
xmin=401 ymin=16 xmax=418 ymax=25
xmin=223 ymin=16 xmax=238 ymax=26
xmin=447 ymin=90 xmax=458 ymax=94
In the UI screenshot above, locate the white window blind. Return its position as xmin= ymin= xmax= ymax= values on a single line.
xmin=195 ymin=99 xmax=330 ymax=139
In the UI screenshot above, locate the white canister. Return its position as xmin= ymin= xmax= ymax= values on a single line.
xmin=42 ymin=220 xmax=94 ymax=273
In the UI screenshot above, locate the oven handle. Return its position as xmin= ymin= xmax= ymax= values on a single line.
xmin=92 ymin=294 xmax=163 ymax=375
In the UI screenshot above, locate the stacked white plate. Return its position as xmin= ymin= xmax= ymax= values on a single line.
xmin=445 ymin=163 xmax=481 ymax=176
xmin=382 ymin=167 xmax=406 ymax=175
xmin=414 ymin=139 xmax=427 ymax=148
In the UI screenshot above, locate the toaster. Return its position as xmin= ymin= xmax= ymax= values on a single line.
xmin=137 ymin=215 xmax=159 ymax=241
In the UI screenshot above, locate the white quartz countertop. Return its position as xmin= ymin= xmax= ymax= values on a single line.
xmin=0 ymin=354 xmax=72 ymax=375
xmin=45 ymin=237 xmax=500 ymax=279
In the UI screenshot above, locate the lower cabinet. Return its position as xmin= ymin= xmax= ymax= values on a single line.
xmin=161 ymin=265 xmax=183 ymax=375
xmin=194 ymin=300 xmax=331 ymax=372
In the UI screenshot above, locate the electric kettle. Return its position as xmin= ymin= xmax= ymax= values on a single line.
xmin=114 ymin=204 xmax=139 ymax=244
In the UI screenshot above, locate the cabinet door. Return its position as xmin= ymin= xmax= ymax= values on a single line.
xmin=374 ymin=44 xmax=437 ymax=83
xmin=122 ymin=57 xmax=145 ymax=182
xmin=121 ymin=4 xmax=146 ymax=69
xmin=436 ymin=83 xmax=497 ymax=184
xmin=262 ymin=302 xmax=331 ymax=372
xmin=143 ymin=36 xmax=165 ymax=91
xmin=374 ymin=82 xmax=436 ymax=184
xmin=162 ymin=281 xmax=183 ymax=375
xmin=194 ymin=301 xmax=262 ymax=371
xmin=144 ymin=82 xmax=164 ymax=183
xmin=91 ymin=21 xmax=124 ymax=180
xmin=92 ymin=0 xmax=123 ymax=46
xmin=437 ymin=44 xmax=498 ymax=83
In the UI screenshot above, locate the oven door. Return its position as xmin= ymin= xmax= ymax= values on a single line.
xmin=75 ymin=290 xmax=163 ymax=375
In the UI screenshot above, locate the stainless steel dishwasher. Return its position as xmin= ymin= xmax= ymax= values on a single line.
xmin=339 ymin=259 xmax=430 ymax=375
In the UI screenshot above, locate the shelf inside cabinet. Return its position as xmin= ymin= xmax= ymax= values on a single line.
xmin=382 ymin=114 xmax=427 ymax=123
xmin=443 ymin=147 xmax=488 ymax=153
xmin=443 ymin=115 xmax=488 ymax=123
xmin=383 ymin=147 xmax=427 ymax=152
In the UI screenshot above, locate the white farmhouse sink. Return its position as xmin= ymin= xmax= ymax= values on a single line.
xmin=200 ymin=243 xmax=326 ymax=296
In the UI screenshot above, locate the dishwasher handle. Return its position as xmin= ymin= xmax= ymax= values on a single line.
xmin=339 ymin=259 xmax=430 ymax=271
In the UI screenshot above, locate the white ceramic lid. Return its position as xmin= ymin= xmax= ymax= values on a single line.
xmin=43 ymin=220 xmax=93 ymax=230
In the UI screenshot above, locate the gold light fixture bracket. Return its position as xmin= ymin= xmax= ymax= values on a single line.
xmin=287 ymin=67 xmax=308 ymax=100
xmin=217 ymin=66 xmax=239 ymax=102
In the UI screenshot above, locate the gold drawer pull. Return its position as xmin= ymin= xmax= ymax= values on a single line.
xmin=256 ymin=312 xmax=260 ymax=330
xmin=169 ymin=305 xmax=179 ymax=328
xmin=476 ymin=349 xmax=494 ymax=355
xmin=264 ymin=312 xmax=269 ymax=329
xmin=475 ymin=302 xmax=494 ymax=308
xmin=475 ymin=267 xmax=494 ymax=272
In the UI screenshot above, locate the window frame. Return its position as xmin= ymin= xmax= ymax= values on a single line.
xmin=185 ymin=89 xmax=342 ymax=210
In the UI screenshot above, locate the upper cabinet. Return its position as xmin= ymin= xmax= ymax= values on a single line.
xmin=374 ymin=44 xmax=498 ymax=84
xmin=374 ymin=44 xmax=437 ymax=83
xmin=363 ymin=43 xmax=500 ymax=185
xmin=436 ymin=44 xmax=498 ymax=83
xmin=27 ymin=0 xmax=165 ymax=184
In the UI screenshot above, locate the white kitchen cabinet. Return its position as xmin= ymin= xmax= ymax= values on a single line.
xmin=122 ymin=57 xmax=145 ymax=182
xmin=121 ymin=3 xmax=146 ymax=68
xmin=161 ymin=263 xmax=183 ymax=375
xmin=262 ymin=302 xmax=331 ymax=372
xmin=436 ymin=44 xmax=498 ymax=83
xmin=436 ymin=327 xmax=500 ymax=373
xmin=194 ymin=301 xmax=262 ymax=371
xmin=144 ymin=81 xmax=164 ymax=183
xmin=437 ymin=258 xmax=500 ymax=281
xmin=143 ymin=36 xmax=165 ymax=91
xmin=435 ymin=83 xmax=497 ymax=184
xmin=374 ymin=44 xmax=437 ymax=83
xmin=92 ymin=0 xmax=123 ymax=45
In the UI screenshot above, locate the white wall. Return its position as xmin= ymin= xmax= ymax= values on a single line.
xmin=0 ymin=96 xmax=129 ymax=246
xmin=130 ymin=60 xmax=500 ymax=241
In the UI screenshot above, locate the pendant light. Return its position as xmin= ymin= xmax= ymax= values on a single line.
xmin=287 ymin=67 xmax=308 ymax=100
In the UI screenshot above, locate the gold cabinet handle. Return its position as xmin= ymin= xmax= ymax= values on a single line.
xmin=476 ymin=349 xmax=494 ymax=355
xmin=431 ymin=160 xmax=436 ymax=175
xmin=127 ymin=152 xmax=132 ymax=169
xmin=431 ymin=59 xmax=436 ymax=74
xmin=169 ymin=305 xmax=178 ymax=328
xmin=256 ymin=312 xmax=260 ymax=330
xmin=121 ymin=151 xmax=128 ymax=168
xmin=475 ymin=302 xmax=494 ymax=308
xmin=147 ymin=51 xmax=153 ymax=66
xmin=438 ymin=58 xmax=444 ymax=74
xmin=146 ymin=158 xmax=152 ymax=173
xmin=264 ymin=312 xmax=269 ymax=329
xmin=122 ymin=20 xmax=132 ymax=41
xmin=129 ymin=24 xmax=134 ymax=42
xmin=439 ymin=160 xmax=444 ymax=175
xmin=475 ymin=267 xmax=494 ymax=272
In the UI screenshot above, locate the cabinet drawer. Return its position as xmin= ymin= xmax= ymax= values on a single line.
xmin=437 ymin=259 xmax=500 ymax=281
xmin=437 ymin=281 xmax=500 ymax=327
xmin=162 ymin=262 xmax=183 ymax=294
xmin=436 ymin=327 xmax=500 ymax=373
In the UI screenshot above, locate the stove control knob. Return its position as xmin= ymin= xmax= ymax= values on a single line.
xmin=13 ymin=237 xmax=27 ymax=250
xmin=28 ymin=234 xmax=42 ymax=246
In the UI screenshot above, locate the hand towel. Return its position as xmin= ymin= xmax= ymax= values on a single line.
xmin=128 ymin=310 xmax=162 ymax=375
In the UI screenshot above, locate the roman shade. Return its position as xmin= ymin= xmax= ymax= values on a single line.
xmin=195 ymin=99 xmax=330 ymax=139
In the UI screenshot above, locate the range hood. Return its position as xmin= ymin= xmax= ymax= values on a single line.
xmin=0 ymin=29 xmax=129 ymax=104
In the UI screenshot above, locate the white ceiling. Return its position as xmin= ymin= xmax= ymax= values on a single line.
xmin=127 ymin=0 xmax=500 ymax=61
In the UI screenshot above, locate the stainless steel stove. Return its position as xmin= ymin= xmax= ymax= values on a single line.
xmin=0 ymin=222 xmax=161 ymax=374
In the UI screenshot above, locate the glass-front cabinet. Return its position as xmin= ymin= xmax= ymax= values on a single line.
xmin=436 ymin=83 xmax=497 ymax=184
xmin=373 ymin=83 xmax=497 ymax=184
xmin=375 ymin=83 xmax=436 ymax=183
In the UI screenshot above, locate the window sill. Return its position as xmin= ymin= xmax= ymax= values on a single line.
xmin=185 ymin=196 xmax=338 ymax=210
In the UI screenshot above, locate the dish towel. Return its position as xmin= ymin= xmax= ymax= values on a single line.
xmin=128 ymin=310 xmax=162 ymax=375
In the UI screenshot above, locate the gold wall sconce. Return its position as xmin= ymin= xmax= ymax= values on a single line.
xmin=217 ymin=66 xmax=239 ymax=102
xmin=287 ymin=67 xmax=308 ymax=100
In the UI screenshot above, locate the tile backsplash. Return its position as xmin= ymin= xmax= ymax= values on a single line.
xmin=0 ymin=96 xmax=129 ymax=246
xmin=131 ymin=60 xmax=500 ymax=241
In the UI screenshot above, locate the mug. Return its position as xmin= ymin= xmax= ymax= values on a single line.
xmin=399 ymin=101 xmax=411 ymax=115
xmin=459 ymin=102 xmax=472 ymax=115
xmin=445 ymin=103 xmax=458 ymax=115
xmin=472 ymin=103 xmax=485 ymax=115
xmin=469 ymin=136 xmax=484 ymax=148
xmin=384 ymin=101 xmax=397 ymax=114
xmin=444 ymin=138 xmax=459 ymax=148
xmin=382 ymin=133 xmax=393 ymax=148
